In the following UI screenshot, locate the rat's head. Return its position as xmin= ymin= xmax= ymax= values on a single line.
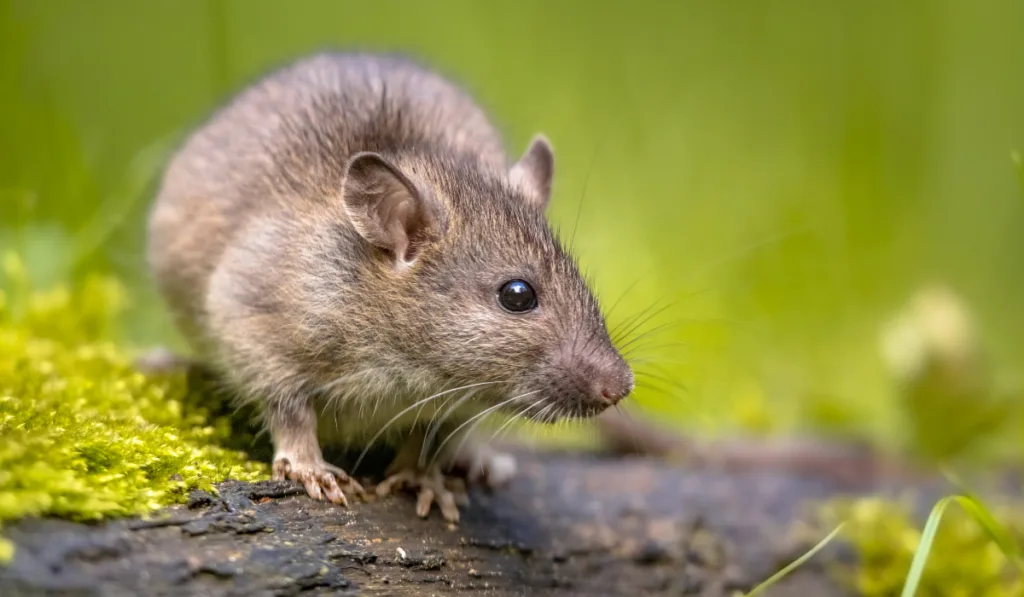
xmin=340 ymin=135 xmax=633 ymax=422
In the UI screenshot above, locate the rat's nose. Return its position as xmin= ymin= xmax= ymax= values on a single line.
xmin=557 ymin=337 xmax=634 ymax=408
xmin=590 ymin=364 xmax=634 ymax=406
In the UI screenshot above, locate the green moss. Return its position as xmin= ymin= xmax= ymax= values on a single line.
xmin=0 ymin=252 xmax=266 ymax=548
xmin=816 ymin=496 xmax=1024 ymax=596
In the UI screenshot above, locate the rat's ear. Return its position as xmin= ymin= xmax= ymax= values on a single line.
xmin=509 ymin=134 xmax=554 ymax=209
xmin=342 ymin=152 xmax=446 ymax=266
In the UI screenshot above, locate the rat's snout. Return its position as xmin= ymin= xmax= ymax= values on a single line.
xmin=581 ymin=354 xmax=634 ymax=409
xmin=554 ymin=337 xmax=635 ymax=412
xmin=592 ymin=363 xmax=634 ymax=406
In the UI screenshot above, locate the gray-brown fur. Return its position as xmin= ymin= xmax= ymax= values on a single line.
xmin=147 ymin=52 xmax=633 ymax=521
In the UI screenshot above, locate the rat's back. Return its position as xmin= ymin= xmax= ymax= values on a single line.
xmin=147 ymin=52 xmax=508 ymax=348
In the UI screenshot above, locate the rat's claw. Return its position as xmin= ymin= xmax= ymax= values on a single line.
xmin=376 ymin=465 xmax=468 ymax=523
xmin=436 ymin=486 xmax=460 ymax=522
xmin=317 ymin=472 xmax=345 ymax=506
xmin=374 ymin=469 xmax=416 ymax=496
xmin=271 ymin=456 xmax=292 ymax=480
xmin=415 ymin=487 xmax=435 ymax=518
xmin=272 ymin=457 xmax=364 ymax=507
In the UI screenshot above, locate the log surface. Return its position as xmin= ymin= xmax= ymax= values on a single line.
xmin=0 ymin=446 xmax=981 ymax=597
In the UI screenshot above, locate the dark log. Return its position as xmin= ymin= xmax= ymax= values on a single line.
xmin=1 ymin=438 xmax=1002 ymax=597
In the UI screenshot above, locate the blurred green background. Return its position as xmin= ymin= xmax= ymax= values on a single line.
xmin=2 ymin=0 xmax=1023 ymax=455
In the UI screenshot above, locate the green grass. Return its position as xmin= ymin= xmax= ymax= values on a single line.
xmin=897 ymin=494 xmax=1023 ymax=597
xmin=818 ymin=494 xmax=1024 ymax=596
xmin=739 ymin=490 xmax=1024 ymax=596
xmin=741 ymin=522 xmax=847 ymax=596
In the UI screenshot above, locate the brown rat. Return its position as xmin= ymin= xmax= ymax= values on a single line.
xmin=145 ymin=52 xmax=634 ymax=522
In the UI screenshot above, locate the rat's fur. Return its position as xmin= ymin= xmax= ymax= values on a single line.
xmin=147 ymin=52 xmax=633 ymax=520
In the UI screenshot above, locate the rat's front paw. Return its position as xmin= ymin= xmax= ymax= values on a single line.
xmin=375 ymin=464 xmax=469 ymax=523
xmin=272 ymin=456 xmax=366 ymax=507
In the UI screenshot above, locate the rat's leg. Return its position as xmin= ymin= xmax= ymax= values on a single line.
xmin=374 ymin=427 xmax=470 ymax=523
xmin=268 ymin=399 xmax=366 ymax=507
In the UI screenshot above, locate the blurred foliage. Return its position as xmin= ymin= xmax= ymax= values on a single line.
xmin=816 ymin=496 xmax=1024 ymax=596
xmin=879 ymin=284 xmax=1021 ymax=464
xmin=2 ymin=0 xmax=1024 ymax=455
xmin=3 ymin=0 xmax=1024 ymax=456
xmin=0 ymin=251 xmax=266 ymax=554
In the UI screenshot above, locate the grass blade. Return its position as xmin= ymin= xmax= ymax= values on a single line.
xmin=900 ymin=496 xmax=955 ymax=597
xmin=742 ymin=522 xmax=846 ymax=597
xmin=900 ymin=492 xmax=1024 ymax=597
xmin=939 ymin=468 xmax=1024 ymax=573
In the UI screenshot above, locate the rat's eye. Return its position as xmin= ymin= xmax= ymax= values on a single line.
xmin=498 ymin=279 xmax=537 ymax=313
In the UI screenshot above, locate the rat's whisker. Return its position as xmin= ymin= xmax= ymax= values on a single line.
xmin=615 ymin=301 xmax=678 ymax=342
xmin=417 ymin=385 xmax=457 ymax=430
xmin=601 ymin=268 xmax=656 ymax=322
xmin=633 ymin=370 xmax=688 ymax=393
xmin=522 ymin=402 xmax=550 ymax=437
xmin=609 ymin=298 xmax=666 ymax=342
xmin=568 ymin=121 xmax=612 ymax=253
xmin=429 ymin=391 xmax=539 ymax=469
xmin=611 ymin=300 xmax=677 ymax=346
xmin=614 ymin=403 xmax=637 ymax=424
xmin=536 ymin=401 xmax=557 ymax=425
xmin=616 ymin=319 xmax=696 ymax=353
xmin=625 ymin=358 xmax=693 ymax=371
xmin=419 ymin=387 xmax=483 ymax=468
xmin=351 ymin=380 xmax=506 ymax=474
xmin=619 ymin=315 xmax=751 ymax=356
xmin=421 ymin=389 xmax=474 ymax=453
xmin=631 ymin=380 xmax=695 ymax=410
xmin=487 ymin=399 xmax=544 ymax=445
xmin=622 ymin=340 xmax=695 ymax=360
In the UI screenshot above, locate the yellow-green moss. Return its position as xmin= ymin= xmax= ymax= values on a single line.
xmin=817 ymin=495 xmax=1024 ymax=596
xmin=0 ymin=252 xmax=266 ymax=552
